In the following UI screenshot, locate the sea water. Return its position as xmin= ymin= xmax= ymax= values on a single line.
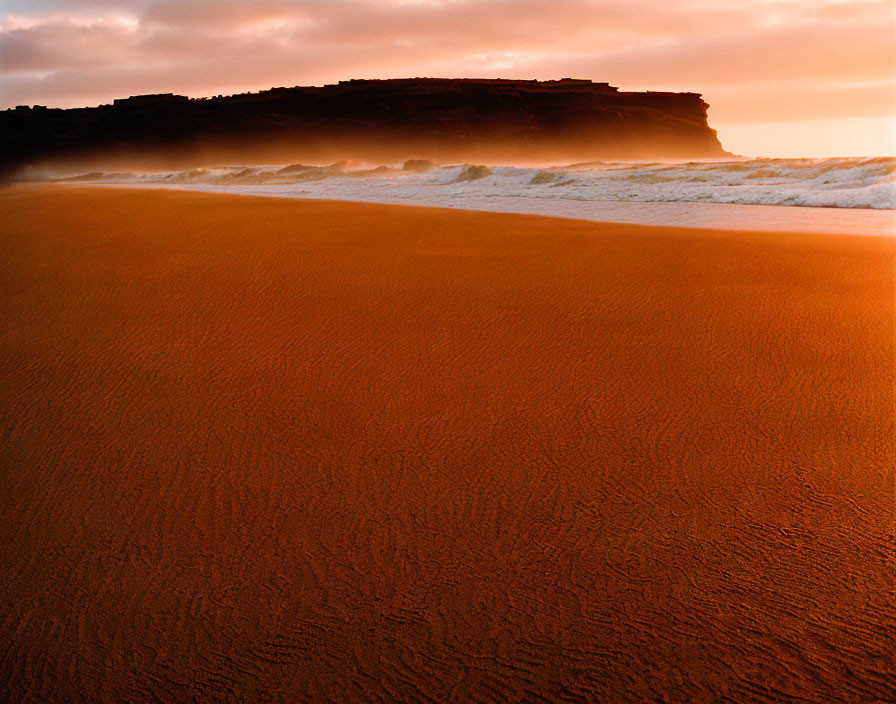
xmin=55 ymin=157 xmax=896 ymax=237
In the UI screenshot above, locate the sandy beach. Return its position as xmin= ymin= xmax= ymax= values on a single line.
xmin=1 ymin=185 xmax=893 ymax=703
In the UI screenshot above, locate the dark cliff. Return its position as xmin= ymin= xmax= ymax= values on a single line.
xmin=2 ymin=78 xmax=730 ymax=178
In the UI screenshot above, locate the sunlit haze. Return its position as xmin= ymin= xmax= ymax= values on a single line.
xmin=1 ymin=0 xmax=894 ymax=157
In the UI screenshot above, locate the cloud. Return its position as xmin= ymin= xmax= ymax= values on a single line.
xmin=519 ymin=16 xmax=895 ymax=87
xmin=1 ymin=0 xmax=893 ymax=134
xmin=140 ymin=0 xmax=326 ymax=29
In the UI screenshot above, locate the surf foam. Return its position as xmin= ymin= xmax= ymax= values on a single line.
xmin=50 ymin=157 xmax=896 ymax=236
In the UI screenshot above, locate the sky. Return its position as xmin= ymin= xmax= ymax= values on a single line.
xmin=1 ymin=0 xmax=894 ymax=157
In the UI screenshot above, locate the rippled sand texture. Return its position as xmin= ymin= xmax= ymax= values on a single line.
xmin=2 ymin=186 xmax=894 ymax=703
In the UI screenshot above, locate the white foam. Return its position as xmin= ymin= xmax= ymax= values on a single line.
xmin=56 ymin=157 xmax=896 ymax=237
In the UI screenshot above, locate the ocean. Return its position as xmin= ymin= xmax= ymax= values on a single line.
xmin=55 ymin=156 xmax=896 ymax=236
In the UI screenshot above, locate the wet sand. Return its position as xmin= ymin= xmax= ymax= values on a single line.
xmin=1 ymin=186 xmax=894 ymax=703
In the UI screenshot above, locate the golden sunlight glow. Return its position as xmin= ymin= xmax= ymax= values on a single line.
xmin=718 ymin=116 xmax=896 ymax=158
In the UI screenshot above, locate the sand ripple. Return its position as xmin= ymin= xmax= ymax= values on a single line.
xmin=1 ymin=187 xmax=894 ymax=703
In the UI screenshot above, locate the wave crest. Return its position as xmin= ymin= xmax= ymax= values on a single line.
xmin=52 ymin=156 xmax=896 ymax=210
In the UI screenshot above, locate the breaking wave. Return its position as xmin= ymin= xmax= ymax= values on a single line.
xmin=56 ymin=157 xmax=895 ymax=210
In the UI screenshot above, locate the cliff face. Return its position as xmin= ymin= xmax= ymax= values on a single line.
xmin=2 ymin=78 xmax=730 ymax=177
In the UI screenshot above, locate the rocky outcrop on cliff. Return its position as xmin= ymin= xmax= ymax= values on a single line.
xmin=2 ymin=78 xmax=729 ymax=178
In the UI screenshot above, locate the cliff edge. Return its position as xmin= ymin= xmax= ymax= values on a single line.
xmin=2 ymin=78 xmax=730 ymax=178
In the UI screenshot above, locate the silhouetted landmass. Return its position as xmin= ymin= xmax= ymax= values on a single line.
xmin=2 ymin=78 xmax=730 ymax=179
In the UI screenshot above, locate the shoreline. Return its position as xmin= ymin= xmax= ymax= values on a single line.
xmin=9 ymin=181 xmax=896 ymax=238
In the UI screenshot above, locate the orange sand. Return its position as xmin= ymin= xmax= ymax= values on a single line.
xmin=1 ymin=186 xmax=894 ymax=703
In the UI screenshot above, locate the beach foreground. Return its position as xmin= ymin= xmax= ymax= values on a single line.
xmin=1 ymin=186 xmax=893 ymax=703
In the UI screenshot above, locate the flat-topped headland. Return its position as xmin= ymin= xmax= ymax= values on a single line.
xmin=3 ymin=78 xmax=730 ymax=178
